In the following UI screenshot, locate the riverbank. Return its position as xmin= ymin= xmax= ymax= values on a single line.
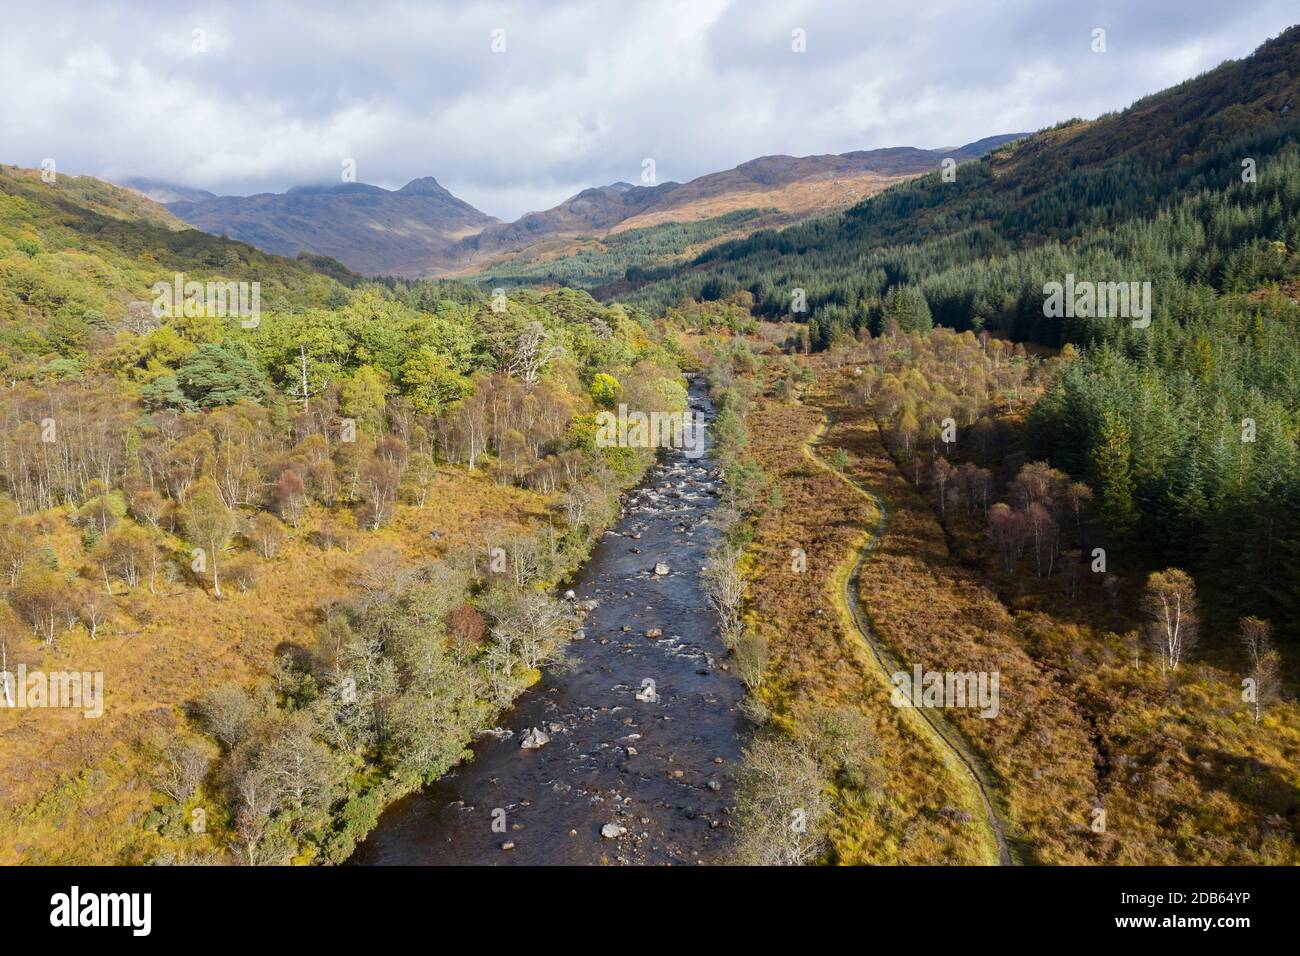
xmin=350 ymin=377 xmax=748 ymax=864
xmin=729 ymin=368 xmax=993 ymax=864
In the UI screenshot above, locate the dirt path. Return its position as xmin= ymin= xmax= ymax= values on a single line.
xmin=803 ymin=411 xmax=1018 ymax=866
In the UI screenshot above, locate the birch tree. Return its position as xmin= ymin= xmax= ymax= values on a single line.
xmin=1141 ymin=568 xmax=1199 ymax=671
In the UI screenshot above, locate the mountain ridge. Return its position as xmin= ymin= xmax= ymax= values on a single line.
xmin=117 ymin=134 xmax=1024 ymax=278
xmin=407 ymin=134 xmax=1028 ymax=278
xmin=614 ymin=24 xmax=1300 ymax=330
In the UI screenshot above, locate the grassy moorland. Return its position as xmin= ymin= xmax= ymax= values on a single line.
xmin=803 ymin=411 xmax=1016 ymax=864
xmin=800 ymin=330 xmax=1300 ymax=863
xmin=699 ymin=342 xmax=991 ymax=864
xmin=0 ymin=476 xmax=547 ymax=864
xmin=707 ymin=320 xmax=1298 ymax=865
xmin=808 ymin=356 xmax=1098 ymax=863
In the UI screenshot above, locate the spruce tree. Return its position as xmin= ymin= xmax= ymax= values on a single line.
xmin=1094 ymin=409 xmax=1138 ymax=542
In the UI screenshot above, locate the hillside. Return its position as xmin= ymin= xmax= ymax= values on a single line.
xmin=622 ymin=27 xmax=1300 ymax=318
xmin=627 ymin=25 xmax=1300 ymax=642
xmin=619 ymin=137 xmax=1022 ymax=232
xmin=0 ymin=160 xmax=682 ymax=864
xmin=119 ymin=178 xmax=219 ymax=205
xmin=3 ymin=165 xmax=188 ymax=232
xmin=0 ymin=165 xmax=360 ymax=354
xmin=433 ymin=135 xmax=1024 ymax=280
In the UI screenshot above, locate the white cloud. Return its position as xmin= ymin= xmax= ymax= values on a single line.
xmin=0 ymin=0 xmax=1295 ymax=219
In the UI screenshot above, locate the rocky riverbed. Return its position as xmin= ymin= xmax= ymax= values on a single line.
xmin=349 ymin=380 xmax=747 ymax=865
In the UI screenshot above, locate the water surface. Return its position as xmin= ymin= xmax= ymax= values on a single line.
xmin=350 ymin=383 xmax=746 ymax=865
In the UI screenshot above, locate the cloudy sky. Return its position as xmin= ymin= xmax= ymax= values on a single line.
xmin=2 ymin=0 xmax=1296 ymax=219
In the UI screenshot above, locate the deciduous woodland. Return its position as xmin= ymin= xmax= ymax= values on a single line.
xmin=0 ymin=164 xmax=696 ymax=861
xmin=2 ymin=25 xmax=1299 ymax=866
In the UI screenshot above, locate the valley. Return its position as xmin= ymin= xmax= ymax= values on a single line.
xmin=0 ymin=19 xmax=1298 ymax=873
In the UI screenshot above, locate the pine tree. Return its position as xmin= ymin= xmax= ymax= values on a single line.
xmin=1094 ymin=409 xmax=1138 ymax=541
xmin=884 ymin=285 xmax=933 ymax=334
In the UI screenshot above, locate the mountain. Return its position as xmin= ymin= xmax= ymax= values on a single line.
xmin=157 ymin=177 xmax=499 ymax=277
xmin=117 ymin=177 xmax=219 ymax=205
xmin=3 ymin=166 xmax=190 ymax=232
xmin=612 ymin=24 xmax=1300 ymax=640
xmin=145 ymin=135 xmax=1022 ymax=280
xmin=619 ymin=25 xmax=1300 ymax=325
xmin=0 ymin=162 xmax=359 ymax=334
xmin=421 ymin=134 xmax=1026 ymax=278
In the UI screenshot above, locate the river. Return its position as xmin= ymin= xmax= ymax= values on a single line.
xmin=349 ymin=381 xmax=748 ymax=864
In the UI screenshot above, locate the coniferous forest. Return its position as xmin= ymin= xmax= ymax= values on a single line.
xmin=619 ymin=28 xmax=1300 ymax=643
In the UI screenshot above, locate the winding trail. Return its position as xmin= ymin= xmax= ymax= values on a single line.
xmin=803 ymin=409 xmax=1018 ymax=866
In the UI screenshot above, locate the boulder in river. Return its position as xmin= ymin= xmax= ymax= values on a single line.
xmin=653 ymin=562 xmax=671 ymax=576
xmin=645 ymin=627 xmax=663 ymax=638
xmin=520 ymin=727 xmax=550 ymax=750
xmin=601 ymin=823 xmax=626 ymax=839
